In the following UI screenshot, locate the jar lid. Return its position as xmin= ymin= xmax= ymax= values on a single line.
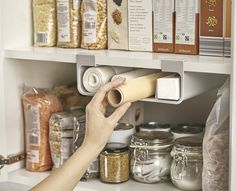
xmin=175 ymin=136 xmax=203 ymax=148
xmin=115 ymin=123 xmax=134 ymax=131
xmin=140 ymin=122 xmax=171 ymax=132
xmin=130 ymin=131 xmax=173 ymax=148
xmin=103 ymin=143 xmax=129 ymax=153
xmin=171 ymin=124 xmax=204 ymax=134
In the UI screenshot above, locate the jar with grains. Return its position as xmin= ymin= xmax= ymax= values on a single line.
xmin=100 ymin=143 xmax=129 ymax=183
xmin=80 ymin=0 xmax=108 ymax=49
xmin=139 ymin=122 xmax=171 ymax=132
xmin=73 ymin=115 xmax=99 ymax=179
xmin=171 ymin=124 xmax=204 ymax=140
xmin=57 ymin=0 xmax=82 ymax=48
xmin=49 ymin=112 xmax=76 ymax=169
xmin=170 ymin=136 xmax=203 ymax=191
xmin=33 ymin=0 xmax=57 ymax=47
xmin=130 ymin=131 xmax=173 ymax=183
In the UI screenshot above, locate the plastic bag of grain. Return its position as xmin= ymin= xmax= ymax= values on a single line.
xmin=81 ymin=0 xmax=108 ymax=49
xmin=53 ymin=83 xmax=91 ymax=111
xmin=202 ymin=79 xmax=230 ymax=191
xmin=22 ymin=87 xmax=62 ymax=171
xmin=57 ymin=0 xmax=82 ymax=48
xmin=33 ymin=0 xmax=57 ymax=47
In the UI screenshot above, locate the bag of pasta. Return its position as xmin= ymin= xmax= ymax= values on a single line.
xmin=202 ymin=79 xmax=230 ymax=191
xmin=81 ymin=0 xmax=108 ymax=49
xmin=33 ymin=0 xmax=57 ymax=47
xmin=22 ymin=87 xmax=62 ymax=172
xmin=57 ymin=0 xmax=82 ymax=48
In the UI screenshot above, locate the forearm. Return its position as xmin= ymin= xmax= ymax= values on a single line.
xmin=31 ymin=143 xmax=102 ymax=191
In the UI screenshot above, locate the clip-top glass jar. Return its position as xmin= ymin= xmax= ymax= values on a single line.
xmin=170 ymin=136 xmax=203 ymax=191
xmin=130 ymin=131 xmax=173 ymax=183
xmin=100 ymin=143 xmax=129 ymax=183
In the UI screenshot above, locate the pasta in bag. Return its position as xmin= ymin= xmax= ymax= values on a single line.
xmin=33 ymin=0 xmax=57 ymax=47
xmin=22 ymin=87 xmax=62 ymax=171
xmin=202 ymin=79 xmax=230 ymax=191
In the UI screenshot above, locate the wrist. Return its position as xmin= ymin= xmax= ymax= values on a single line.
xmin=80 ymin=141 xmax=105 ymax=155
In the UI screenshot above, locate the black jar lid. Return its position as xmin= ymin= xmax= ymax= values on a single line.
xmin=103 ymin=142 xmax=129 ymax=153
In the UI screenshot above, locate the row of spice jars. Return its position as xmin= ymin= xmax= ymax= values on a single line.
xmin=100 ymin=131 xmax=203 ymax=191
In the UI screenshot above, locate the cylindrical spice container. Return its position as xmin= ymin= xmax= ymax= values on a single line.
xmin=100 ymin=143 xmax=129 ymax=183
xmin=170 ymin=136 xmax=203 ymax=191
xmin=139 ymin=122 xmax=171 ymax=132
xmin=130 ymin=131 xmax=173 ymax=183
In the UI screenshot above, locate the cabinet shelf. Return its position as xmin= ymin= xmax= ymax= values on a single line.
xmin=8 ymin=169 xmax=180 ymax=191
xmin=4 ymin=47 xmax=231 ymax=74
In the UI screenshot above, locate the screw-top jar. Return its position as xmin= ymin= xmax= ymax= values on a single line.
xmin=130 ymin=131 xmax=173 ymax=183
xmin=100 ymin=143 xmax=129 ymax=183
xmin=171 ymin=124 xmax=204 ymax=139
xmin=170 ymin=136 xmax=203 ymax=191
xmin=139 ymin=122 xmax=171 ymax=132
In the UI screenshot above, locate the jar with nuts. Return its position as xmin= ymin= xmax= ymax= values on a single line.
xmin=100 ymin=143 xmax=129 ymax=183
xmin=81 ymin=0 xmax=108 ymax=49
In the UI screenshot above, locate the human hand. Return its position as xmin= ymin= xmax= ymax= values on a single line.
xmin=82 ymin=78 xmax=131 ymax=151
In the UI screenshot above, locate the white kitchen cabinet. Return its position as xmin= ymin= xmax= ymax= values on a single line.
xmin=0 ymin=0 xmax=235 ymax=190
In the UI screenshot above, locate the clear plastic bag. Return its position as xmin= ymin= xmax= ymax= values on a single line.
xmin=57 ymin=0 xmax=82 ymax=48
xmin=33 ymin=0 xmax=57 ymax=47
xmin=202 ymin=79 xmax=230 ymax=191
xmin=22 ymin=87 xmax=62 ymax=171
xmin=81 ymin=0 xmax=108 ymax=49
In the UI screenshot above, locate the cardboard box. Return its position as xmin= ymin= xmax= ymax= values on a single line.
xmin=157 ymin=74 xmax=180 ymax=101
xmin=108 ymin=0 xmax=129 ymax=50
xmin=200 ymin=0 xmax=224 ymax=56
xmin=128 ymin=0 xmax=153 ymax=51
xmin=153 ymin=0 xmax=175 ymax=53
xmin=224 ymin=0 xmax=232 ymax=57
xmin=175 ymin=0 xmax=199 ymax=55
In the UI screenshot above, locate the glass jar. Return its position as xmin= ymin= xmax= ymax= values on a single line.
xmin=100 ymin=143 xmax=129 ymax=183
xmin=171 ymin=124 xmax=204 ymax=140
xmin=130 ymin=131 xmax=173 ymax=183
xmin=170 ymin=136 xmax=203 ymax=191
xmin=139 ymin=122 xmax=171 ymax=132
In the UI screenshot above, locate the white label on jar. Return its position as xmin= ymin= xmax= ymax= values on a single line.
xmin=73 ymin=0 xmax=80 ymax=9
xmin=57 ymin=0 xmax=71 ymax=42
xmin=25 ymin=104 xmax=40 ymax=146
xmin=36 ymin=32 xmax=48 ymax=44
xmin=128 ymin=0 xmax=153 ymax=51
xmin=153 ymin=0 xmax=174 ymax=44
xmin=27 ymin=150 xmax=39 ymax=163
xmin=175 ymin=0 xmax=198 ymax=45
xmin=83 ymin=12 xmax=97 ymax=43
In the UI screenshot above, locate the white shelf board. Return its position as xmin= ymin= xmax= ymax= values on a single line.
xmin=8 ymin=168 xmax=181 ymax=191
xmin=4 ymin=47 xmax=232 ymax=74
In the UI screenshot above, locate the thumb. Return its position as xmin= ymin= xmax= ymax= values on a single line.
xmin=108 ymin=102 xmax=131 ymax=125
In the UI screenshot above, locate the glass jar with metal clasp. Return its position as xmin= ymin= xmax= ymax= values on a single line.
xmin=130 ymin=131 xmax=174 ymax=183
xmin=170 ymin=136 xmax=203 ymax=191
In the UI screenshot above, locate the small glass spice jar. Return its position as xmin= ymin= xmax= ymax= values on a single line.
xmin=130 ymin=131 xmax=173 ymax=183
xmin=100 ymin=143 xmax=129 ymax=183
xmin=170 ymin=136 xmax=203 ymax=191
